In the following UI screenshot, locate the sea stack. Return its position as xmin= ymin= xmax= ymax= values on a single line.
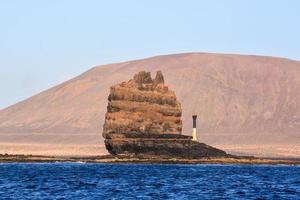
xmin=102 ymin=71 xmax=228 ymax=159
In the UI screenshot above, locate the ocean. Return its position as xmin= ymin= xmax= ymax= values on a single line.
xmin=0 ymin=163 xmax=299 ymax=199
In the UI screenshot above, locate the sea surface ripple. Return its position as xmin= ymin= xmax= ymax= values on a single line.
xmin=0 ymin=163 xmax=299 ymax=199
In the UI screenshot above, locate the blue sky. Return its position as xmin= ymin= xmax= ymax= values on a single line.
xmin=0 ymin=0 xmax=299 ymax=109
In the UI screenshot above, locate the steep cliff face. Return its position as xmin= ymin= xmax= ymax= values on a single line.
xmin=102 ymin=71 xmax=228 ymax=158
xmin=103 ymin=71 xmax=182 ymax=139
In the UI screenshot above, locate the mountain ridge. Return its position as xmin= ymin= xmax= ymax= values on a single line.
xmin=1 ymin=52 xmax=299 ymax=112
xmin=0 ymin=52 xmax=299 ymax=157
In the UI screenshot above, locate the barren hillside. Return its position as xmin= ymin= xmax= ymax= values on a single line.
xmin=1 ymin=53 xmax=299 ymax=157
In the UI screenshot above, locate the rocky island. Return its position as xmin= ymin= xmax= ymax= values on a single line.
xmin=1 ymin=70 xmax=298 ymax=165
xmin=0 ymin=70 xmax=299 ymax=165
xmin=102 ymin=71 xmax=230 ymax=159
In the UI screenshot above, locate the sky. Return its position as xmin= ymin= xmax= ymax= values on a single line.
xmin=0 ymin=0 xmax=300 ymax=109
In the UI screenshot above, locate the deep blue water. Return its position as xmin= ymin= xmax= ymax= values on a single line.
xmin=0 ymin=163 xmax=299 ymax=199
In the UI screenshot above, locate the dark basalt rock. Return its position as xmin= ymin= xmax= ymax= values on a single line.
xmin=104 ymin=133 xmax=228 ymax=158
xmin=103 ymin=71 xmax=229 ymax=158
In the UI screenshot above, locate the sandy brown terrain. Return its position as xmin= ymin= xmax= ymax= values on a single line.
xmin=0 ymin=133 xmax=106 ymax=156
xmin=0 ymin=53 xmax=299 ymax=158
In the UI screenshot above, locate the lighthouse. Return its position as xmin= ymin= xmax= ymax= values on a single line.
xmin=192 ymin=115 xmax=198 ymax=141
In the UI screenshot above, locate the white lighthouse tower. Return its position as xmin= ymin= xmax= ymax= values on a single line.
xmin=192 ymin=115 xmax=198 ymax=141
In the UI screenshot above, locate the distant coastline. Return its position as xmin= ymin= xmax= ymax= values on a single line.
xmin=1 ymin=154 xmax=299 ymax=165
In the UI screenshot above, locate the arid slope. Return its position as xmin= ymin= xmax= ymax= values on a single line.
xmin=0 ymin=53 xmax=299 ymax=157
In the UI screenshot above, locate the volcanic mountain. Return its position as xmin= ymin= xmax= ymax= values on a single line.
xmin=0 ymin=53 xmax=299 ymax=157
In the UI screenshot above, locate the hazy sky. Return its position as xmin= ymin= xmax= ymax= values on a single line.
xmin=0 ymin=0 xmax=299 ymax=109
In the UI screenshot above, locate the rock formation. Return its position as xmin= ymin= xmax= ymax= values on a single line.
xmin=103 ymin=71 xmax=228 ymax=158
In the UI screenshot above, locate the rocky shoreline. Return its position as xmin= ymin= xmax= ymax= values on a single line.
xmin=0 ymin=154 xmax=299 ymax=165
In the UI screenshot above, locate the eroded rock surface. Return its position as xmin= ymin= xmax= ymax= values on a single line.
xmin=103 ymin=71 xmax=228 ymax=158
